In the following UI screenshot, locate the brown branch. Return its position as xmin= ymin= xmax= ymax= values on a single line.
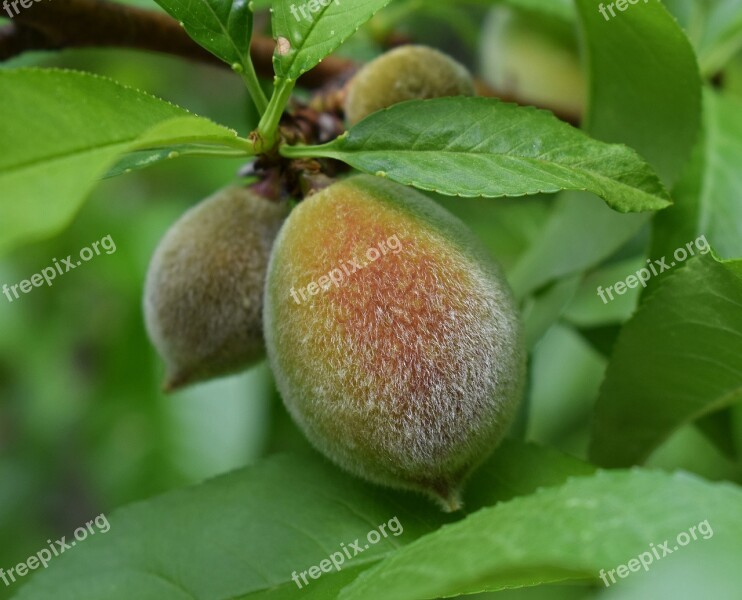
xmin=0 ymin=0 xmax=354 ymax=89
xmin=0 ymin=0 xmax=579 ymax=124
xmin=0 ymin=22 xmax=48 ymax=56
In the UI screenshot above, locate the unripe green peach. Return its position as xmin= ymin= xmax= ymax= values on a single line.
xmin=144 ymin=186 xmax=288 ymax=391
xmin=344 ymin=45 xmax=475 ymax=125
xmin=480 ymin=6 xmax=585 ymax=120
xmin=264 ymin=175 xmax=524 ymax=510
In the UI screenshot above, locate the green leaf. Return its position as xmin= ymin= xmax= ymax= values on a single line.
xmin=696 ymin=409 xmax=738 ymax=460
xmin=507 ymin=0 xmax=702 ymax=298
xmin=646 ymin=86 xmax=742 ymax=460
xmin=432 ymin=194 xmax=551 ymax=275
xmin=652 ymin=89 xmax=742 ymax=261
xmin=562 ymin=255 xmax=646 ymax=327
xmin=576 ymin=0 xmax=701 ymax=185
xmin=528 ymin=323 xmax=607 ymax=453
xmin=13 ymin=452 xmax=448 ymax=600
xmin=151 ymin=0 xmax=267 ymax=110
xmin=152 ymin=0 xmax=252 ymax=72
xmin=669 ymin=0 xmax=742 ymax=75
xmin=271 ymin=0 xmax=394 ymax=80
xmin=590 ymin=253 xmax=742 ymax=467
xmin=103 ymin=144 xmax=250 ymax=179
xmin=500 ymin=0 xmax=574 ymax=22
xmin=696 ymin=0 xmax=742 ymax=74
xmin=464 ymin=439 xmax=595 ymax=511
xmin=104 ymin=143 xmax=248 ymax=179
xmin=575 ymin=323 xmax=623 ymax=358
xmin=286 ymin=97 xmax=670 ymax=213
xmin=508 ymin=192 xmax=648 ymax=298
xmin=339 ymin=470 xmax=742 ymax=600
xmin=13 ymin=440 xmax=587 ymax=599
xmin=0 ymin=69 xmax=249 ymax=257
xmin=521 ymin=274 xmax=582 ymax=350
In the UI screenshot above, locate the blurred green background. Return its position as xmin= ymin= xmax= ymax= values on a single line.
xmin=1 ymin=1 xmax=741 ymax=599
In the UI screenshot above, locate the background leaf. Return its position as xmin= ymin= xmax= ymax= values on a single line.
xmin=499 ymin=0 xmax=574 ymax=22
xmin=0 ymin=69 xmax=248 ymax=257
xmin=12 ymin=440 xmax=586 ymax=599
xmin=590 ymin=253 xmax=742 ymax=467
xmin=521 ymin=274 xmax=582 ymax=349
xmin=293 ymin=97 xmax=670 ymax=213
xmin=509 ymin=0 xmax=702 ymax=298
xmin=463 ymin=439 xmax=595 ymax=511
xmin=339 ymin=470 xmax=742 ymax=600
xmin=652 ymin=89 xmax=742 ymax=261
xmin=664 ymin=0 xmax=742 ymax=76
xmin=433 ymin=194 xmax=551 ymax=276
xmin=508 ymin=192 xmax=647 ymax=298
xmin=12 ymin=452 xmax=448 ymax=600
xmin=576 ymin=0 xmax=701 ymax=186
xmin=696 ymin=0 xmax=742 ymax=74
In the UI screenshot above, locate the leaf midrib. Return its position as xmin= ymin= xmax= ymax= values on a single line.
xmin=0 ymin=132 xmax=243 ymax=176
xmin=314 ymin=147 xmax=668 ymax=204
xmin=0 ymin=138 xmax=134 ymax=176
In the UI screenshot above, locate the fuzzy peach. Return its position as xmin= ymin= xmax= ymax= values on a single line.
xmin=144 ymin=186 xmax=288 ymax=391
xmin=344 ymin=45 xmax=475 ymax=125
xmin=264 ymin=175 xmax=524 ymax=510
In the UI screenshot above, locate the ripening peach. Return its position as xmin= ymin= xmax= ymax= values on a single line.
xmin=344 ymin=45 xmax=475 ymax=125
xmin=144 ymin=186 xmax=288 ymax=391
xmin=264 ymin=175 xmax=524 ymax=510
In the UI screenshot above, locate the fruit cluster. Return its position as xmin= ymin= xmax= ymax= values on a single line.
xmin=144 ymin=46 xmax=525 ymax=510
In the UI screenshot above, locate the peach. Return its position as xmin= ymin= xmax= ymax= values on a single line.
xmin=344 ymin=45 xmax=475 ymax=125
xmin=264 ymin=175 xmax=524 ymax=510
xmin=144 ymin=186 xmax=288 ymax=391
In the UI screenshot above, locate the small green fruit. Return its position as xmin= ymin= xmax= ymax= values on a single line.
xmin=345 ymin=45 xmax=475 ymax=125
xmin=144 ymin=186 xmax=288 ymax=391
xmin=264 ymin=175 xmax=524 ymax=510
xmin=480 ymin=6 xmax=585 ymax=120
